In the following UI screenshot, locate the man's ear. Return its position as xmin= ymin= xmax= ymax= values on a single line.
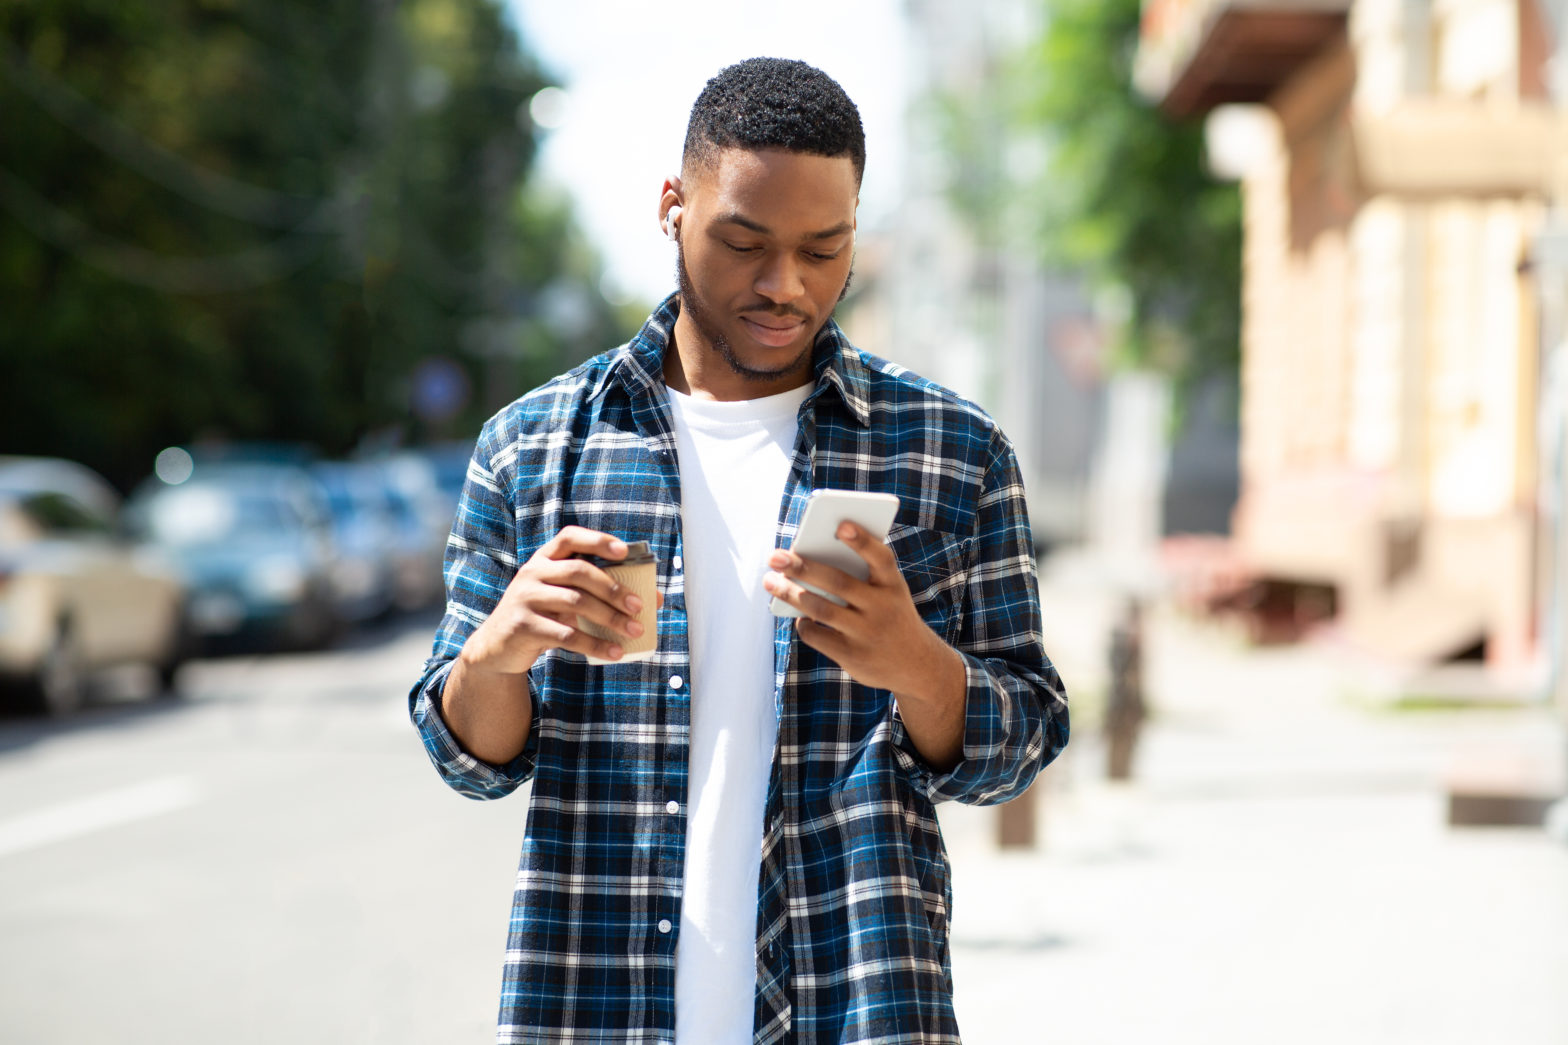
xmin=658 ymin=175 xmax=684 ymax=235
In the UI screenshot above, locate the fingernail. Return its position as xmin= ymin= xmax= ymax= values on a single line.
xmin=837 ymin=522 xmax=854 ymax=540
xmin=762 ymin=573 xmax=779 ymax=593
xmin=607 ymin=644 xmax=624 ymax=659
xmin=625 ymin=595 xmax=643 ymax=614
xmin=625 ymin=621 xmax=644 ymax=637
xmin=768 ymin=550 xmax=789 ymax=569
xmin=609 ymin=539 xmax=628 ymax=556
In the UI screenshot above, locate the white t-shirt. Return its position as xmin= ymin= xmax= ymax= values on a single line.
xmin=666 ymin=381 xmax=810 ymax=1044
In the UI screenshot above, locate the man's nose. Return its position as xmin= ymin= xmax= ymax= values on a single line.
xmin=753 ymin=251 xmax=805 ymax=304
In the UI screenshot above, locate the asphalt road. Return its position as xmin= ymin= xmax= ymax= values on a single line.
xmin=0 ymin=613 xmax=521 ymax=1044
xmin=4 ymin=594 xmax=1567 ymax=1045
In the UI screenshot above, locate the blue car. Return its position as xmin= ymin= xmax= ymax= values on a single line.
xmin=124 ymin=464 xmax=342 ymax=651
xmin=309 ymin=461 xmax=400 ymax=624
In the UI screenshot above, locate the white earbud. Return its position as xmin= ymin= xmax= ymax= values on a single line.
xmin=665 ymin=205 xmax=682 ymax=241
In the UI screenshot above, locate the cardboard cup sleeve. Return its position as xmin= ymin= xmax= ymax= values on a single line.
xmin=580 ymin=556 xmax=658 ymax=665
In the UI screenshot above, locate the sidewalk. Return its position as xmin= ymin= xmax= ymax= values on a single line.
xmin=939 ymin=557 xmax=1568 ymax=1044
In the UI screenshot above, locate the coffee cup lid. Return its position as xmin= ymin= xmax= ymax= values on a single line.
xmin=579 ymin=540 xmax=655 ymax=568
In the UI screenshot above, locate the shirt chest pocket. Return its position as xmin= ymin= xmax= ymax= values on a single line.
xmin=887 ymin=525 xmax=971 ymax=645
xmin=552 ymin=456 xmax=679 ymax=555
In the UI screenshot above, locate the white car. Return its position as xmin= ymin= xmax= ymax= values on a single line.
xmin=0 ymin=456 xmax=188 ymax=715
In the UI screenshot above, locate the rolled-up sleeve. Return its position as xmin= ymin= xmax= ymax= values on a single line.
xmin=408 ymin=421 xmax=538 ymax=800
xmin=890 ymin=433 xmax=1069 ymax=805
xmin=411 ymin=661 xmax=537 ymax=799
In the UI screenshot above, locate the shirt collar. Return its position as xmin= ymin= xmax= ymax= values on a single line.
xmin=593 ymin=293 xmax=873 ymax=429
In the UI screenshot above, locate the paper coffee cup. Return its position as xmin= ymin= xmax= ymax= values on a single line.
xmin=578 ymin=541 xmax=659 ymax=665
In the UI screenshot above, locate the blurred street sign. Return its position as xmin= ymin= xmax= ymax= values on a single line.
xmin=410 ymin=356 xmax=470 ymax=423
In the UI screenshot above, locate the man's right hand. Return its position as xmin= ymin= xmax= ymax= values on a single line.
xmin=442 ymin=527 xmax=654 ymax=766
xmin=461 ymin=526 xmax=651 ymax=674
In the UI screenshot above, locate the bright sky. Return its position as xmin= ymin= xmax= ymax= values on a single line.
xmin=505 ymin=0 xmax=909 ymax=306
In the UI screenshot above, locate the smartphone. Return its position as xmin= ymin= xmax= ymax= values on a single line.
xmin=770 ymin=489 xmax=901 ymax=617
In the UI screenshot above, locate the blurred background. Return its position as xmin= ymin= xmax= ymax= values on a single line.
xmin=1 ymin=0 xmax=1565 ymax=1042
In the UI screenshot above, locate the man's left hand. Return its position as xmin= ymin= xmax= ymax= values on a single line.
xmin=763 ymin=521 xmax=967 ymax=768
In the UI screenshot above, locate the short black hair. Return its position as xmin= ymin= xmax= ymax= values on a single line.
xmin=682 ymin=58 xmax=865 ymax=186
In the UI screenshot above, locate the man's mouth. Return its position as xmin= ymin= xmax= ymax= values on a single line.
xmin=739 ymin=314 xmax=807 ymax=348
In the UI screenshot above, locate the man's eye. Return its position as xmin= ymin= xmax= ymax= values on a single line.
xmin=805 ymin=251 xmax=841 ymax=262
xmin=724 ymin=242 xmax=760 ymax=254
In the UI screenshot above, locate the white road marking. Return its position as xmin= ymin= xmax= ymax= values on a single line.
xmin=0 ymin=776 xmax=202 ymax=859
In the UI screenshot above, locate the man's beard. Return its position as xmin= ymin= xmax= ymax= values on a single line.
xmin=675 ymin=244 xmax=853 ymax=384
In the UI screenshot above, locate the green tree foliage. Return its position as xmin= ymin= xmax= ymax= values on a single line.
xmin=937 ymin=0 xmax=1243 ymax=408
xmin=0 ymin=0 xmax=635 ymax=489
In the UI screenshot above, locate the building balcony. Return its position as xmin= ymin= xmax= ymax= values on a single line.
xmin=1135 ymin=0 xmax=1352 ymax=118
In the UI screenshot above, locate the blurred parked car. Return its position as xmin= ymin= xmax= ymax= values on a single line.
xmin=310 ymin=461 xmax=399 ymax=623
xmin=377 ymin=454 xmax=454 ymax=610
xmin=0 ymin=456 xmax=188 ymax=715
xmin=409 ymin=440 xmax=474 ymax=528
xmin=124 ymin=464 xmax=341 ymax=652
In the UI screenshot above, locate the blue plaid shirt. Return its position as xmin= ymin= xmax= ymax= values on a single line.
xmin=411 ymin=295 xmax=1069 ymax=1044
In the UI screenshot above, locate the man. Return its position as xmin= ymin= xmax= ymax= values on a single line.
xmin=411 ymin=57 xmax=1069 ymax=1044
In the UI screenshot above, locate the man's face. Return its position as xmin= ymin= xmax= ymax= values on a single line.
xmin=668 ymin=147 xmax=858 ymax=399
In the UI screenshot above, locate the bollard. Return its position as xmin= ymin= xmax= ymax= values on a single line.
xmin=1105 ymin=598 xmax=1146 ymax=781
xmin=997 ymin=783 xmax=1037 ymax=848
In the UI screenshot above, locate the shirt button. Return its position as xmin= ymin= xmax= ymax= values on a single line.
xmin=672 ymin=555 xmax=683 ymax=570
xmin=658 ymin=918 xmax=672 ymax=934
xmin=669 ymin=675 xmax=683 ymax=690
xmin=666 ymin=800 xmax=680 ymax=815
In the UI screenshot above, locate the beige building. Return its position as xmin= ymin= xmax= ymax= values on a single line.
xmin=1136 ymin=0 xmax=1566 ymax=674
